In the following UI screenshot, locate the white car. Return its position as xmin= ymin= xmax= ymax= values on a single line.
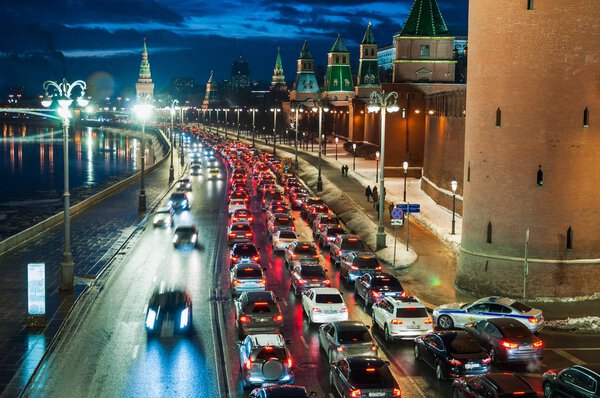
xmin=152 ymin=206 xmax=174 ymax=227
xmin=228 ymin=198 xmax=248 ymax=215
xmin=372 ymin=296 xmax=433 ymax=342
xmin=271 ymin=230 xmax=298 ymax=252
xmin=433 ymin=296 xmax=544 ymax=332
xmin=301 ymin=288 xmax=348 ymax=324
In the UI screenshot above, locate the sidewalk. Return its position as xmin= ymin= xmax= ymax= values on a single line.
xmin=0 ymin=137 xmax=184 ymax=397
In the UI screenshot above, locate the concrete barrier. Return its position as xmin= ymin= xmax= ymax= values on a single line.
xmin=0 ymin=125 xmax=171 ymax=257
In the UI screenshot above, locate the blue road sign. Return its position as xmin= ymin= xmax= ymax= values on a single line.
xmin=397 ymin=203 xmax=421 ymax=213
xmin=391 ymin=207 xmax=404 ymax=219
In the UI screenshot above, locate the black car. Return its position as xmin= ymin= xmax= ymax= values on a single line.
xmin=172 ymin=225 xmax=198 ymax=248
xmin=168 ymin=192 xmax=190 ymax=211
xmin=543 ymin=364 xmax=600 ymax=398
xmin=235 ymin=291 xmax=283 ymax=339
xmin=414 ymin=331 xmax=491 ymax=380
xmin=249 ymin=385 xmax=315 ymax=398
xmin=290 ymin=264 xmax=330 ymax=295
xmin=453 ymin=373 xmax=538 ymax=398
xmin=300 ymin=197 xmax=325 ymax=218
xmin=145 ymin=289 xmax=192 ymax=337
xmin=354 ymin=272 xmax=404 ymax=310
xmin=465 ymin=318 xmax=543 ymax=363
xmin=329 ymin=356 xmax=401 ymax=398
xmin=318 ymin=226 xmax=346 ymax=249
xmin=230 ymin=243 xmax=261 ymax=268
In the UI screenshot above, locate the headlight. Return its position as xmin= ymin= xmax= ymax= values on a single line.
xmin=173 ymin=235 xmax=179 ymax=243
xmin=146 ymin=309 xmax=157 ymax=329
xmin=182 ymin=200 xmax=188 ymax=206
xmin=167 ymin=200 xmax=173 ymax=206
xmin=180 ymin=308 xmax=189 ymax=329
xmin=191 ymin=234 xmax=197 ymax=243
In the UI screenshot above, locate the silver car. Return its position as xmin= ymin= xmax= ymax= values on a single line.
xmin=152 ymin=206 xmax=174 ymax=228
xmin=230 ymin=263 xmax=266 ymax=297
xmin=318 ymin=321 xmax=377 ymax=362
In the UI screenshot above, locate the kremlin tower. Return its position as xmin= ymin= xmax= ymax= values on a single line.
xmin=270 ymin=48 xmax=288 ymax=93
xmin=356 ymin=22 xmax=381 ymax=97
xmin=290 ymin=40 xmax=320 ymax=102
xmin=323 ymin=34 xmax=354 ymax=102
xmin=135 ymin=38 xmax=154 ymax=98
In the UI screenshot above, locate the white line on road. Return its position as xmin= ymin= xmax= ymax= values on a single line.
xmin=152 ymin=274 xmax=157 ymax=283
xmin=132 ymin=344 xmax=139 ymax=359
xmin=551 ymin=349 xmax=586 ymax=365
xmin=550 ymin=347 xmax=600 ymax=351
xmin=300 ymin=335 xmax=309 ymax=350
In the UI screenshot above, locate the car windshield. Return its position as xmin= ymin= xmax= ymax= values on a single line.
xmin=152 ymin=292 xmax=186 ymax=311
xmin=306 ymin=199 xmax=323 ymax=206
xmin=176 ymin=227 xmax=195 ymax=234
xmin=341 ymin=239 xmax=365 ymax=250
xmin=315 ymin=294 xmax=343 ymax=304
xmin=275 ymin=217 xmax=292 ymax=225
xmin=235 ymin=210 xmax=251 ymax=216
xmin=350 ymin=365 xmax=392 ymax=387
xmin=372 ymin=278 xmax=402 ymax=289
xmin=236 ymin=267 xmax=262 ymax=278
xmin=338 ymin=329 xmax=371 ymax=344
xmin=295 ymin=245 xmax=317 ymax=255
xmin=234 ymin=246 xmax=258 ymax=256
xmin=230 ymin=199 xmax=245 ymax=205
xmin=300 ymin=267 xmax=326 ymax=277
xmin=278 ymin=231 xmax=297 ymax=239
xmin=396 ymin=307 xmax=429 ymax=318
xmin=254 ymin=347 xmax=287 ymax=361
xmin=510 ymin=301 xmax=532 ymax=313
xmin=321 ymin=217 xmax=339 ymax=225
xmin=171 ymin=193 xmax=185 ymax=200
xmin=156 ymin=209 xmax=171 ymax=214
xmin=327 ymin=228 xmax=345 ymax=236
xmin=499 ymin=322 xmax=531 ymax=338
xmin=442 ymin=333 xmax=484 ymax=354
xmin=354 ymin=257 xmax=380 ymax=269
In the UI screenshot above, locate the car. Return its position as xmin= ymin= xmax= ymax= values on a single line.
xmin=354 ymin=272 xmax=405 ymax=310
xmin=290 ymin=264 xmax=330 ymax=295
xmin=339 ymin=252 xmax=382 ymax=285
xmin=300 ymin=197 xmax=324 ymax=218
xmin=248 ymin=385 xmax=315 ymax=398
xmin=228 ymin=222 xmax=254 ymax=245
xmin=329 ymin=235 xmax=366 ymax=266
xmin=272 ymin=230 xmax=298 ymax=252
xmin=145 ymin=288 xmax=192 ymax=337
xmin=329 ymin=356 xmax=401 ymax=398
xmin=372 ymin=296 xmax=433 ymax=342
xmin=284 ymin=241 xmax=320 ymax=269
xmin=228 ymin=198 xmax=249 ymax=216
xmin=433 ymin=296 xmax=545 ymax=332
xmin=543 ymin=364 xmax=600 ymax=398
xmin=235 ymin=291 xmax=283 ymax=339
xmin=239 ymin=334 xmax=295 ymax=389
xmin=318 ymin=321 xmax=377 ymax=362
xmin=230 ymin=243 xmax=261 ymax=268
xmin=230 ymin=189 xmax=250 ymax=203
xmin=318 ymin=226 xmax=345 ymax=249
xmin=414 ymin=331 xmax=492 ymax=380
xmin=301 ymin=288 xmax=348 ymax=324
xmin=465 ymin=318 xmax=543 ymax=363
xmin=167 ymin=192 xmax=190 ymax=211
xmin=230 ymin=263 xmax=266 ymax=296
xmin=453 ymin=373 xmax=538 ymax=398
xmin=172 ymin=225 xmax=198 ymax=248
xmin=190 ymin=164 xmax=202 ymax=176
xmin=290 ymin=191 xmax=308 ymax=210
xmin=312 ymin=214 xmax=342 ymax=240
xmin=208 ymin=167 xmax=221 ymax=178
xmin=175 ymin=178 xmax=192 ymax=191
xmin=232 ymin=208 xmax=254 ymax=223
xmin=263 ymin=190 xmax=284 ymax=210
xmin=152 ymin=206 xmax=174 ymax=227
xmin=267 ymin=213 xmax=295 ymax=236
xmin=307 ymin=204 xmax=330 ymax=225
xmin=265 ymin=202 xmax=290 ymax=221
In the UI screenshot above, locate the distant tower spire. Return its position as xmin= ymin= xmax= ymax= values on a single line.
xmin=357 ymin=22 xmax=381 ymax=87
xmin=270 ymin=47 xmax=288 ymax=94
xmin=136 ymin=38 xmax=154 ymax=98
xmin=202 ymin=70 xmax=219 ymax=109
xmin=291 ymin=40 xmax=320 ymax=100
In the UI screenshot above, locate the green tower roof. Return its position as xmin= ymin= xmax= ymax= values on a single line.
xmin=400 ymin=0 xmax=449 ymax=36
xmin=275 ymin=47 xmax=283 ymax=68
xmin=329 ymin=34 xmax=349 ymax=53
xmin=361 ymin=22 xmax=376 ymax=45
xmin=299 ymin=40 xmax=313 ymax=59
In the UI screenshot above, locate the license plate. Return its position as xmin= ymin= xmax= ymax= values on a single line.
xmin=369 ymin=393 xmax=386 ymax=397
xmin=310 ymin=283 xmax=321 ymax=287
xmin=406 ymin=325 xmax=420 ymax=329
xmin=464 ymin=363 xmax=479 ymax=369
xmin=519 ymin=345 xmax=532 ymax=351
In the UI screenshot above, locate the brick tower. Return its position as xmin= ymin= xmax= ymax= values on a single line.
xmin=136 ymin=38 xmax=154 ymax=98
xmin=323 ymin=34 xmax=354 ymax=102
xmin=458 ymin=0 xmax=600 ymax=298
xmin=201 ymin=70 xmax=219 ymax=109
xmin=290 ymin=40 xmax=320 ymax=102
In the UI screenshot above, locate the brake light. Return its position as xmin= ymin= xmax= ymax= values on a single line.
xmin=482 ymin=357 xmax=492 ymax=364
xmin=298 ymin=279 xmax=306 ymax=285
xmin=232 ymin=217 xmax=238 ymax=222
xmin=350 ymin=390 xmax=361 ymax=398
xmin=239 ymin=315 xmax=251 ymax=323
xmin=324 ymin=279 xmax=331 ymax=286
xmin=370 ymin=345 xmax=377 ymax=351
xmin=372 ymin=291 xmax=381 ymax=298
xmin=291 ymin=254 xmax=298 ymax=259
xmin=287 ymin=357 xmax=293 ymax=368
xmin=257 ymin=280 xmax=266 ymax=286
xmin=312 ymin=308 xmax=322 ymax=312
xmin=391 ymin=319 xmax=403 ymax=325
xmin=424 ymin=318 xmax=433 ymax=325
xmin=501 ymin=341 xmax=518 ymax=349
xmin=244 ymin=359 xmax=252 ymax=370
xmin=375 ymin=266 xmax=382 ymax=271
xmin=336 ymin=346 xmax=346 ymax=352
xmin=229 ymin=233 xmax=236 ymax=237
xmin=401 ymin=291 xmax=407 ymax=297
xmin=248 ymin=217 xmax=253 ymax=222
xmin=513 ymin=393 xmax=526 ymax=396
xmin=528 ymin=317 xmax=539 ymax=323
xmin=231 ymin=256 xmax=239 ymax=261
xmin=273 ymin=314 xmax=283 ymax=322
xmin=533 ymin=340 xmax=543 ymax=348
xmin=233 ymin=280 xmax=242 ymax=286
xmin=244 ymin=233 xmax=253 ymax=237
xmin=448 ymin=359 xmax=462 ymax=366
xmin=350 ymin=265 xmax=359 ymax=271
xmin=291 ymin=226 xmax=295 ymax=231
xmin=338 ymin=250 xmax=343 ymax=256
xmin=313 ymin=255 xmax=319 ymax=258
xmin=393 ymin=388 xmax=402 ymax=397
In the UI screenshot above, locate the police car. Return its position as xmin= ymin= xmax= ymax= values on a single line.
xmin=433 ymin=296 xmax=544 ymax=332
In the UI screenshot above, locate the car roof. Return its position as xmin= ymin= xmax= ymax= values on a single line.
xmin=350 ymin=251 xmax=376 ymax=258
xmin=389 ymin=297 xmax=426 ymax=308
xmin=311 ymin=287 xmax=340 ymax=295
xmin=475 ymin=296 xmax=516 ymax=306
xmin=230 ymin=221 xmax=251 ymax=227
xmin=333 ymin=321 xmax=368 ymax=331
xmin=340 ymin=234 xmax=361 ymax=240
xmin=345 ymin=356 xmax=385 ymax=367
xmin=242 ymin=291 xmax=275 ymax=302
xmin=572 ymin=364 xmax=600 ymax=379
xmin=233 ymin=262 xmax=261 ymax=270
xmin=156 ymin=206 xmax=172 ymax=212
xmin=484 ymin=373 xmax=535 ymax=393
xmin=248 ymin=334 xmax=285 ymax=348
xmin=486 ymin=317 xmax=530 ymax=329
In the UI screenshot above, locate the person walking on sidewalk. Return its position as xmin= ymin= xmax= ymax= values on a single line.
xmin=372 ymin=191 xmax=379 ymax=209
xmin=372 ymin=186 xmax=378 ymax=198
xmin=344 ymin=165 xmax=349 ymax=176
xmin=365 ymin=185 xmax=372 ymax=202
xmin=388 ymin=202 xmax=394 ymax=218
xmin=341 ymin=165 xmax=345 ymax=176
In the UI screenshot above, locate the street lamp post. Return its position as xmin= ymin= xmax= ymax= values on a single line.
xmin=403 ymin=161 xmax=409 ymax=202
xmin=133 ymin=96 xmax=154 ymax=213
xmin=292 ymin=105 xmax=303 ymax=170
xmin=375 ymin=151 xmax=380 ymax=183
xmin=208 ymin=108 xmax=212 ymax=132
xmin=235 ymin=108 xmax=241 ymax=140
xmin=224 ymin=108 xmax=229 ymax=140
xmin=322 ymin=134 xmax=327 ymax=155
xmin=215 ymin=109 xmax=220 ymax=135
xmin=451 ymin=179 xmax=458 ymax=235
xmin=312 ymin=102 xmax=329 ymax=191
xmin=169 ymin=99 xmax=179 ymax=182
xmin=352 ymin=143 xmax=357 ymax=171
xmin=335 ymin=137 xmax=339 ymax=160
xmin=270 ymin=108 xmax=281 ymax=156
xmin=250 ymin=108 xmax=257 ymax=147
xmin=41 ymin=78 xmax=89 ymax=292
xmin=367 ymin=90 xmax=400 ymax=250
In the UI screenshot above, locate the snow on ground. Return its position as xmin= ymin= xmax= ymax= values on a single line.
xmin=546 ymin=317 xmax=600 ymax=333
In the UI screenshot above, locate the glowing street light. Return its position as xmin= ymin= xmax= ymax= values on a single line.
xmin=403 ymin=161 xmax=409 ymax=202
xmin=270 ymin=108 xmax=281 ymax=156
xmin=169 ymin=99 xmax=179 ymax=182
xmin=133 ymin=96 xmax=154 ymax=212
xmin=335 ymin=136 xmax=339 ymax=160
xmin=352 ymin=142 xmax=357 ymax=171
xmin=375 ymin=151 xmax=380 ymax=183
xmin=451 ymin=179 xmax=458 ymax=235
xmin=312 ymin=102 xmax=329 ymax=191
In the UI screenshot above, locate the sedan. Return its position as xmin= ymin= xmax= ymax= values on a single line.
xmin=272 ymin=230 xmax=298 ymax=252
xmin=235 ymin=291 xmax=283 ymax=339
xmin=232 ymin=208 xmax=254 ymax=223
xmin=227 ymin=222 xmax=254 ymax=245
xmin=284 ymin=241 xmax=320 ymax=269
xmin=354 ymin=273 xmax=404 ymax=310
xmin=145 ymin=288 xmax=192 ymax=337
xmin=175 ymin=178 xmax=192 ymax=191
xmin=267 ymin=214 xmax=295 ymax=236
xmin=414 ymin=331 xmax=491 ymax=380
xmin=302 ymin=288 xmax=348 ymax=324
xmin=230 ymin=263 xmax=266 ymax=297
xmin=152 ymin=206 xmax=174 ymax=228
xmin=290 ymin=264 xmax=330 ymax=295
xmin=167 ymin=192 xmax=190 ymax=211
xmin=172 ymin=225 xmax=198 ymax=249
xmin=543 ymin=364 xmax=600 ymax=398
xmin=230 ymin=243 xmax=261 ymax=268
xmin=330 ymin=356 xmax=401 ymax=398
xmin=319 ymin=321 xmax=377 ymax=362
xmin=318 ymin=226 xmax=346 ymax=249
xmin=453 ymin=373 xmax=538 ymax=398
xmin=465 ymin=318 xmax=543 ymax=363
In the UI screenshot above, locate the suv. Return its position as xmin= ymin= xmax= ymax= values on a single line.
xmin=284 ymin=241 xmax=320 ymax=269
xmin=230 ymin=263 xmax=266 ymax=297
xmin=307 ymin=204 xmax=330 ymax=225
xmin=267 ymin=213 xmax=295 ymax=236
xmin=262 ymin=190 xmax=284 ymax=210
xmin=372 ymin=296 xmax=433 ymax=342
xmin=354 ymin=272 xmax=404 ymax=310
xmin=329 ymin=235 xmax=366 ymax=266
xmin=453 ymin=373 xmax=537 ymax=398
xmin=235 ymin=291 xmax=283 ymax=339
xmin=318 ymin=226 xmax=345 ymax=249
xmin=239 ymin=334 xmax=295 ymax=389
xmin=300 ymin=197 xmax=324 ymax=219
xmin=543 ymin=364 xmax=600 ymax=398
xmin=340 ymin=252 xmax=382 ymax=284
xmin=312 ymin=214 xmax=342 ymax=240
xmin=290 ymin=264 xmax=330 ymax=295
xmin=228 ymin=198 xmax=248 ymax=215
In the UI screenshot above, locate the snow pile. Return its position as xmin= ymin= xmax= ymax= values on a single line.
xmin=546 ymin=317 xmax=600 ymax=332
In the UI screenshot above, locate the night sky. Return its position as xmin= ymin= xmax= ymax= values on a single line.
xmin=0 ymin=0 xmax=468 ymax=99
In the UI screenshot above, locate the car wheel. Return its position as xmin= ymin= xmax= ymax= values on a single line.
xmin=435 ymin=362 xmax=446 ymax=381
xmin=414 ymin=344 xmax=421 ymax=360
xmin=437 ymin=315 xmax=454 ymax=329
xmin=543 ymin=383 xmax=554 ymax=398
xmin=384 ymin=325 xmax=393 ymax=343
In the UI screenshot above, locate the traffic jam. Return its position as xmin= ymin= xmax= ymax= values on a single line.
xmin=151 ymin=128 xmax=596 ymax=398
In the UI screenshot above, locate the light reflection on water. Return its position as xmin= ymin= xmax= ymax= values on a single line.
xmin=0 ymin=122 xmax=152 ymax=201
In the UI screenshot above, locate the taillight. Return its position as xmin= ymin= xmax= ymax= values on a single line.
xmin=501 ymin=341 xmax=518 ymax=349
xmin=350 ymin=390 xmax=361 ymax=398
xmin=528 ymin=317 xmax=539 ymax=324
xmin=232 ymin=217 xmax=238 ymax=222
xmin=291 ymin=226 xmax=295 ymax=231
xmin=291 ymin=254 xmax=298 ymax=259
xmin=229 ymin=233 xmax=236 ymax=237
xmin=231 ymin=256 xmax=239 ymax=261
xmin=232 ymin=280 xmax=242 ymax=286
xmin=424 ymin=318 xmax=433 ymax=324
xmin=298 ymin=279 xmax=306 ymax=285
xmin=257 ymin=280 xmax=266 ymax=286
xmin=324 ymin=279 xmax=331 ymax=286
xmin=313 ymin=255 xmax=319 ymax=258
xmin=273 ymin=314 xmax=283 ymax=322
xmin=370 ymin=345 xmax=377 ymax=351
xmin=393 ymin=388 xmax=402 ymax=397
xmin=244 ymin=359 xmax=252 ymax=370
xmin=482 ymin=357 xmax=492 ymax=364
xmin=244 ymin=232 xmax=253 ymax=237
xmin=448 ymin=359 xmax=462 ymax=366
xmin=248 ymin=217 xmax=253 ymax=222
xmin=338 ymin=250 xmax=342 ymax=256
xmin=239 ymin=315 xmax=251 ymax=323
xmin=375 ymin=266 xmax=382 ymax=271
xmin=287 ymin=357 xmax=293 ymax=368
xmin=350 ymin=265 xmax=359 ymax=271
xmin=401 ymin=291 xmax=407 ymax=298
xmin=252 ymin=256 xmax=260 ymax=261
xmin=533 ymin=340 xmax=543 ymax=348
xmin=391 ymin=319 xmax=403 ymax=325
xmin=372 ymin=291 xmax=381 ymax=298
xmin=336 ymin=346 xmax=346 ymax=352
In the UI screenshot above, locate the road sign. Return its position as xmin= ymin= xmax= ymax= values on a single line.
xmin=391 ymin=207 xmax=404 ymax=220
xmin=397 ymin=203 xmax=420 ymax=213
xmin=27 ymin=263 xmax=45 ymax=316
xmin=391 ymin=219 xmax=404 ymax=226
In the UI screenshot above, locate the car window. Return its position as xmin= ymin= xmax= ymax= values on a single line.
xmin=510 ymin=301 xmax=532 ymax=313
xmin=423 ymin=335 xmax=441 ymax=350
xmin=483 ymin=323 xmax=501 ymax=338
xmin=338 ymin=329 xmax=371 ymax=344
xmin=278 ymin=231 xmax=297 ymax=239
xmin=339 ymin=361 xmax=349 ymax=378
xmin=300 ymin=267 xmax=326 ymax=277
xmin=372 ymin=277 xmax=402 ymax=288
xmin=315 ymin=294 xmax=343 ymax=304
xmin=574 ymin=371 xmax=597 ymax=392
xmin=560 ymin=369 xmax=577 ymax=384
xmin=396 ymin=307 xmax=429 ymax=318
xmin=341 ymin=239 xmax=365 ymax=250
xmin=234 ymin=246 xmax=257 ymax=256
xmin=499 ymin=321 xmax=531 ymax=338
xmin=468 ymin=303 xmax=489 ymax=313
xmin=467 ymin=378 xmax=485 ymax=393
xmin=251 ymin=303 xmax=274 ymax=314
xmin=489 ymin=304 xmax=512 ymax=314
xmin=295 ymin=245 xmax=317 ymax=255
xmin=353 ymin=257 xmax=380 ymax=269
xmin=236 ymin=267 xmax=262 ymax=278
xmin=253 ymin=347 xmax=286 ymax=361
xmin=275 ymin=217 xmax=292 ymax=225
xmin=442 ymin=333 xmax=484 ymax=355
xmin=474 ymin=321 xmax=487 ymax=332
xmin=349 ymin=365 xmax=392 ymax=386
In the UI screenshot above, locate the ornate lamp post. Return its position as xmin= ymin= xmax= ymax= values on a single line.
xmin=270 ymin=107 xmax=281 ymax=156
xmin=451 ymin=179 xmax=458 ymax=235
xmin=312 ymin=102 xmax=329 ymax=191
xmin=367 ymin=90 xmax=400 ymax=250
xmin=224 ymin=108 xmax=230 ymax=140
xmin=169 ymin=99 xmax=179 ymax=182
xmin=291 ymin=104 xmax=303 ymax=169
xmin=403 ymin=161 xmax=409 ymax=202
xmin=352 ymin=143 xmax=357 ymax=170
xmin=335 ymin=136 xmax=339 ymax=160
xmin=41 ymin=78 xmax=89 ymax=291
xmin=322 ymin=134 xmax=327 ymax=155
xmin=133 ymin=96 xmax=154 ymax=213
xmin=375 ymin=151 xmax=380 ymax=183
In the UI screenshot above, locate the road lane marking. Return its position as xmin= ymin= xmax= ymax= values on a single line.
xmin=132 ymin=344 xmax=139 ymax=359
xmin=152 ymin=274 xmax=157 ymax=283
xmin=550 ymin=349 xmax=586 ymax=365
xmin=550 ymin=347 xmax=600 ymax=350
xmin=300 ymin=335 xmax=309 ymax=350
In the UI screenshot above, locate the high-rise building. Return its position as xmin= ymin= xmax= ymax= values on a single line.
xmin=201 ymin=70 xmax=219 ymax=109
xmin=323 ymin=34 xmax=354 ymax=102
xmin=231 ymin=57 xmax=250 ymax=91
xmin=136 ymin=38 xmax=154 ymax=98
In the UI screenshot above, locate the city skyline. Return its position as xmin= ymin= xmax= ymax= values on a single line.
xmin=0 ymin=0 xmax=468 ymax=98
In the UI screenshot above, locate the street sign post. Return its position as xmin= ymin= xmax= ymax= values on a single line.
xmin=397 ymin=203 xmax=420 ymax=213
xmin=391 ymin=207 xmax=404 ymax=266
xmin=27 ymin=262 xmax=46 ymax=327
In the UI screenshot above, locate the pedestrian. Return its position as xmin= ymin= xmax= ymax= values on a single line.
xmin=388 ymin=202 xmax=394 ymax=218
xmin=372 ymin=186 xmax=378 ymax=198
xmin=344 ymin=165 xmax=349 ymax=176
xmin=375 ymin=201 xmax=380 ymax=217
xmin=341 ymin=165 xmax=345 ymax=176
xmin=383 ymin=187 xmax=387 ymax=199
xmin=365 ymin=185 xmax=372 ymax=202
xmin=372 ymin=191 xmax=379 ymax=208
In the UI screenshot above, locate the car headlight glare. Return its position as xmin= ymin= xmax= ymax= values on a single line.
xmin=146 ymin=309 xmax=157 ymax=329
xmin=173 ymin=235 xmax=179 ymax=243
xmin=180 ymin=308 xmax=189 ymax=329
xmin=191 ymin=234 xmax=197 ymax=243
